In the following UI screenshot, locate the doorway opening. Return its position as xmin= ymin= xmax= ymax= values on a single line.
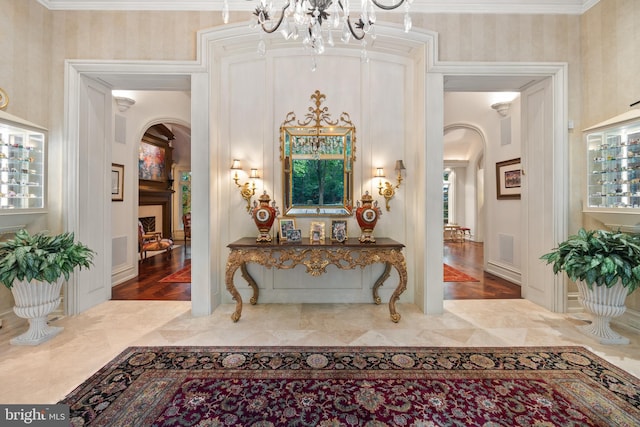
xmin=441 ymin=81 xmax=539 ymax=301
xmin=116 ymin=118 xmax=192 ymax=301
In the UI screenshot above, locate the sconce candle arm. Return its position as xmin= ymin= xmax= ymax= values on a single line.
xmin=231 ymin=160 xmax=259 ymax=212
xmin=376 ymin=160 xmax=405 ymax=211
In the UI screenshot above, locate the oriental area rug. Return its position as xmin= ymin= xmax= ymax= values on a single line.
xmin=159 ymin=264 xmax=191 ymax=283
xmin=60 ymin=346 xmax=639 ymax=426
xmin=443 ymin=263 xmax=479 ymax=282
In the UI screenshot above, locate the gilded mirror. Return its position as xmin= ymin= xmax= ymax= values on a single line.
xmin=281 ymin=91 xmax=356 ymax=217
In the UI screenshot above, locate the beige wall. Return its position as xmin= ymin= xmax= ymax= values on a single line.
xmin=1 ymin=0 xmax=637 ymax=317
xmin=581 ymin=0 xmax=640 ymax=312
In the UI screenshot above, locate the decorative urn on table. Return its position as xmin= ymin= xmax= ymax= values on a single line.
xmin=250 ymin=191 xmax=280 ymax=242
xmin=355 ymin=191 xmax=382 ymax=243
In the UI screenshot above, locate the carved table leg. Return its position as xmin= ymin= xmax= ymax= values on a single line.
xmin=225 ymin=255 xmax=243 ymax=322
xmin=388 ymin=254 xmax=408 ymax=323
xmin=240 ymin=262 xmax=259 ymax=305
xmin=372 ymin=262 xmax=392 ymax=305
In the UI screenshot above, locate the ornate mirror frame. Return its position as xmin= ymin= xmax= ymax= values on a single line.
xmin=280 ymin=91 xmax=356 ymax=217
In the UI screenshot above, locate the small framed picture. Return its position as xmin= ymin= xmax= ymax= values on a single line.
xmin=111 ymin=163 xmax=124 ymax=202
xmin=278 ymin=217 xmax=296 ymax=241
xmin=286 ymin=229 xmax=302 ymax=242
xmin=331 ymin=220 xmax=348 ymax=242
xmin=496 ymin=158 xmax=522 ymax=200
xmin=310 ymin=221 xmax=325 ymax=243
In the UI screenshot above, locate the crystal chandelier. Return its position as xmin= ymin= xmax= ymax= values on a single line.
xmin=222 ymin=0 xmax=412 ymax=63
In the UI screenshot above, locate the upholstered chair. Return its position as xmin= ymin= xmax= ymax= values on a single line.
xmin=182 ymin=213 xmax=191 ymax=242
xmin=138 ymin=221 xmax=173 ymax=261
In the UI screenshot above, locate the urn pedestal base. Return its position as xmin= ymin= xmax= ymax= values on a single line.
xmin=256 ymin=231 xmax=272 ymax=243
xmin=10 ymin=278 xmax=64 ymax=346
xmin=358 ymin=232 xmax=376 ymax=243
xmin=576 ymin=280 xmax=629 ymax=345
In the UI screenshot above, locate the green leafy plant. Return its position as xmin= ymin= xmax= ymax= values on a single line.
xmin=540 ymin=228 xmax=640 ymax=294
xmin=0 ymin=229 xmax=95 ymax=289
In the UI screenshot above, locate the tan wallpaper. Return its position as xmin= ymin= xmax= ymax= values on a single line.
xmin=581 ymin=0 xmax=640 ymax=311
xmin=3 ymin=0 xmax=638 ymax=315
xmin=581 ymin=0 xmax=640 ymax=127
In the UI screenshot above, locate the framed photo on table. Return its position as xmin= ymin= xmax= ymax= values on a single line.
xmin=111 ymin=163 xmax=124 ymax=202
xmin=496 ymin=158 xmax=521 ymax=200
xmin=278 ymin=218 xmax=296 ymax=241
xmin=286 ymin=229 xmax=302 ymax=242
xmin=331 ymin=220 xmax=348 ymax=242
xmin=310 ymin=221 xmax=325 ymax=243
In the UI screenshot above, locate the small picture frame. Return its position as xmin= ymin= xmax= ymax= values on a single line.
xmin=286 ymin=229 xmax=302 ymax=242
xmin=310 ymin=221 xmax=326 ymax=243
xmin=278 ymin=217 xmax=296 ymax=241
xmin=111 ymin=163 xmax=124 ymax=202
xmin=331 ymin=220 xmax=348 ymax=242
xmin=496 ymin=158 xmax=522 ymax=200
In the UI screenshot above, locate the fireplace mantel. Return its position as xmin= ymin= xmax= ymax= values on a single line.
xmin=139 ymin=188 xmax=174 ymax=238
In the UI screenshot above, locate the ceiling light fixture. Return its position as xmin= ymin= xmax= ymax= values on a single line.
xmin=491 ymin=102 xmax=511 ymax=117
xmin=223 ymin=0 xmax=413 ymax=66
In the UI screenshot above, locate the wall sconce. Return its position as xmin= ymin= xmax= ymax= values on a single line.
xmin=376 ymin=160 xmax=406 ymax=211
xmin=230 ymin=159 xmax=260 ymax=211
xmin=491 ymin=102 xmax=511 ymax=117
xmin=114 ymin=96 xmax=136 ymax=112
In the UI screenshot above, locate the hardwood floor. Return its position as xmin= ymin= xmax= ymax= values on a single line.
xmin=111 ymin=242 xmax=191 ymax=301
xmin=444 ymin=241 xmax=521 ymax=300
xmin=111 ymin=239 xmax=520 ymax=301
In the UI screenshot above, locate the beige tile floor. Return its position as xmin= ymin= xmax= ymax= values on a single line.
xmin=0 ymin=299 xmax=638 ymax=404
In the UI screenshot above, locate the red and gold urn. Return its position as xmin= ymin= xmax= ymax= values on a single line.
xmin=355 ymin=191 xmax=382 ymax=243
xmin=250 ymin=191 xmax=280 ymax=242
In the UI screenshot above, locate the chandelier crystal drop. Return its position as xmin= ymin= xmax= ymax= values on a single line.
xmin=222 ymin=0 xmax=412 ymax=57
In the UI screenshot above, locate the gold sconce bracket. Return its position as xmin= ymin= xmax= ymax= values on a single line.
xmin=376 ymin=160 xmax=406 ymax=211
xmin=231 ymin=160 xmax=260 ymax=211
xmin=0 ymin=88 xmax=9 ymax=110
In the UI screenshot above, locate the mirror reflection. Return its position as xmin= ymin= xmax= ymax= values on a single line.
xmin=281 ymin=91 xmax=356 ymax=216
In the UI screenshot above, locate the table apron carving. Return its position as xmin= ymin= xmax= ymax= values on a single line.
xmin=225 ymin=239 xmax=407 ymax=323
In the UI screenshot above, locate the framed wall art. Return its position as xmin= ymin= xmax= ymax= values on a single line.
xmin=496 ymin=158 xmax=521 ymax=200
xmin=138 ymin=140 xmax=167 ymax=182
xmin=111 ymin=163 xmax=124 ymax=202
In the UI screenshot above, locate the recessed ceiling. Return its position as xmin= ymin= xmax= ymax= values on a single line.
xmin=37 ymin=0 xmax=599 ymax=15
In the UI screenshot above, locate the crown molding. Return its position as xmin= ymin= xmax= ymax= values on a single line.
xmin=37 ymin=0 xmax=599 ymax=15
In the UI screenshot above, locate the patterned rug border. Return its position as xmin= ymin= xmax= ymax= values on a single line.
xmin=63 ymin=345 xmax=639 ymax=392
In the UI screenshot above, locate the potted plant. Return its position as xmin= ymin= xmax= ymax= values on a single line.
xmin=540 ymin=228 xmax=640 ymax=345
xmin=0 ymin=229 xmax=95 ymax=345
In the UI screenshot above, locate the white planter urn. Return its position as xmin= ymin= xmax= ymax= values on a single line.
xmin=576 ymin=280 xmax=630 ymax=345
xmin=10 ymin=277 xmax=64 ymax=345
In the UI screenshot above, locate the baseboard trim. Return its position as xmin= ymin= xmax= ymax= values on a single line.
xmin=613 ymin=307 xmax=640 ymax=334
xmin=486 ymin=260 xmax=521 ymax=286
xmin=112 ymin=265 xmax=137 ymax=287
xmin=566 ymin=291 xmax=583 ymax=313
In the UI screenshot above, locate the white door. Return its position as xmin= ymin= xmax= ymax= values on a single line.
xmin=66 ymin=75 xmax=113 ymax=314
xmin=520 ymin=77 xmax=567 ymax=311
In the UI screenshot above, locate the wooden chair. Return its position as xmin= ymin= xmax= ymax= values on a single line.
xmin=182 ymin=212 xmax=191 ymax=242
xmin=138 ymin=221 xmax=173 ymax=261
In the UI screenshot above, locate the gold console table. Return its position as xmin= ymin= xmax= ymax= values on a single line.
xmin=225 ymin=237 xmax=407 ymax=323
